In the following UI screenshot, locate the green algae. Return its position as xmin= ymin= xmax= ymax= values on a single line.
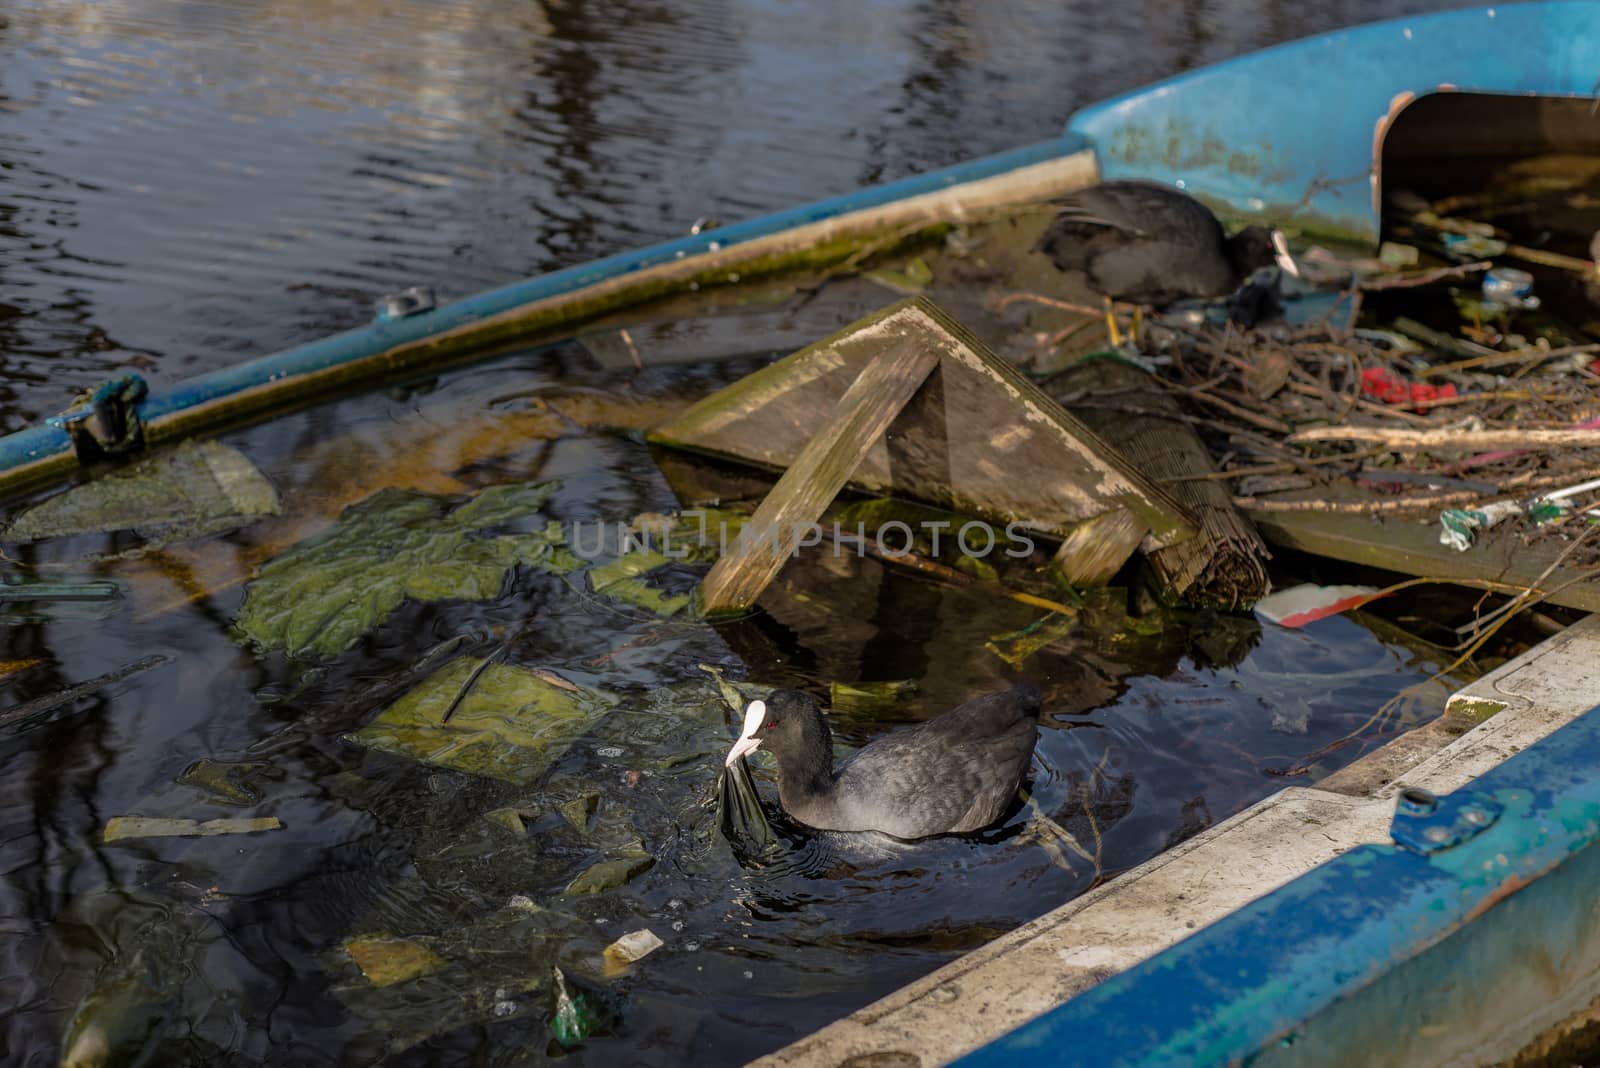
xmin=234 ymin=480 xmax=573 ymax=658
xmin=351 ymin=657 xmax=614 ymax=785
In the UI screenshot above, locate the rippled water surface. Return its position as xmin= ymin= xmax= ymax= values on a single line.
xmin=1 ymin=0 xmax=1466 ymax=432
xmin=1 ymin=1 xmax=1479 ymax=1065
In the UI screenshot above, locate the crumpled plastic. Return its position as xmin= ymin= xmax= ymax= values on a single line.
xmin=1361 ymin=367 xmax=1458 ymax=412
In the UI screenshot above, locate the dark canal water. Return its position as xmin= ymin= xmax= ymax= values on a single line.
xmin=1 ymin=2 xmax=1475 ymax=1065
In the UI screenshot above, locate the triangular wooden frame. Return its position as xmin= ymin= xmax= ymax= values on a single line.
xmin=647 ymin=296 xmax=1195 ymax=611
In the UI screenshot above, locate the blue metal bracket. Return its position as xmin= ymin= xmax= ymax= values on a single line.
xmin=44 ymin=373 xmax=149 ymax=462
xmin=1389 ymin=785 xmax=1503 ymax=855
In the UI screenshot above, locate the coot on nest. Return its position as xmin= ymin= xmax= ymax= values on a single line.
xmin=723 ymin=684 xmax=1040 ymax=840
xmin=1034 ymin=180 xmax=1284 ymax=339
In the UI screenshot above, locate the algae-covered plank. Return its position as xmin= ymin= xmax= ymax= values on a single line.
xmin=350 ymin=658 xmax=613 ymax=784
xmin=700 ymin=341 xmax=939 ymax=613
xmin=4 ymin=439 xmax=279 ymax=544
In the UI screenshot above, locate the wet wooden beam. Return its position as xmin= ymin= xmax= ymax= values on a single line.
xmin=1052 ymin=358 xmax=1270 ymax=608
xmin=1244 ymin=502 xmax=1600 ymax=614
xmin=699 ymin=343 xmax=939 ymax=614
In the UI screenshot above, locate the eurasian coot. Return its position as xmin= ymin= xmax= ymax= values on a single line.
xmin=1033 ymin=180 xmax=1282 ymax=340
xmin=723 ymin=684 xmax=1041 ymax=840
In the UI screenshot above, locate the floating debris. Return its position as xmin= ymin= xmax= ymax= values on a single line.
xmin=1439 ymin=500 xmax=1525 ymax=551
xmin=830 ymin=679 xmax=918 ymax=713
xmin=564 ymin=854 xmax=655 ymax=895
xmin=560 ymin=792 xmax=600 ymax=832
xmin=234 ymin=480 xmax=575 ymax=658
xmin=102 ymin=816 xmax=282 ymax=842
xmin=602 ymin=928 xmax=665 ymax=974
xmin=351 ymin=658 xmax=613 ymax=785
xmin=175 ymin=759 xmax=266 ymax=807
xmin=716 ymin=758 xmax=777 ymax=863
xmin=0 ymin=575 xmax=121 ymax=602
xmin=986 ymin=612 xmax=1078 ymax=666
xmin=3 ymin=440 xmax=279 ymax=546
xmin=1254 ymin=585 xmax=1385 ymax=629
xmin=0 ymin=655 xmax=170 ymax=731
xmin=548 ymin=965 xmax=623 ymax=1049
xmin=588 ymin=551 xmax=691 ymax=616
xmin=344 ymin=935 xmax=447 ymax=988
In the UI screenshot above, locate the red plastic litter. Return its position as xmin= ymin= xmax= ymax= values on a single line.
xmin=1360 ymin=367 xmax=1457 ymax=410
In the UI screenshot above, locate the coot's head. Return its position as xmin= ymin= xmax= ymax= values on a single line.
xmin=724 ymin=689 xmax=830 ymax=768
xmin=1225 ymin=225 xmax=1282 ymax=277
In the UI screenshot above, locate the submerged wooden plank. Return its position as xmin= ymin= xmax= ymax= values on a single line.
xmin=1245 ymin=504 xmax=1600 ymax=614
xmin=700 ymin=344 xmax=939 ymax=613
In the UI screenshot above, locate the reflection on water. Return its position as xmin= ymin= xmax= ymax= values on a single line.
xmin=0 ymin=0 xmax=1463 ymax=431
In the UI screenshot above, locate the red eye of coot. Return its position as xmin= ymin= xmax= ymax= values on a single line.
xmin=765 ymin=720 xmax=776 ymax=730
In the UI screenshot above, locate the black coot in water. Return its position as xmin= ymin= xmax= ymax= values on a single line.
xmin=1033 ymin=180 xmax=1283 ymax=333
xmin=723 ymin=684 xmax=1041 ymax=840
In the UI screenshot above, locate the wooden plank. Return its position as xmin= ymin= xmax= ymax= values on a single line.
xmin=649 ymin=296 xmax=1195 ymax=550
xmin=699 ymin=343 xmax=940 ymax=614
xmin=1053 ymin=508 xmax=1149 ymax=586
xmin=1245 ymin=505 xmax=1600 ymax=614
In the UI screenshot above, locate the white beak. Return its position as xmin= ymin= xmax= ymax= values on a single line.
xmin=1271 ymin=229 xmax=1301 ymax=279
xmin=724 ymin=699 xmax=766 ymax=767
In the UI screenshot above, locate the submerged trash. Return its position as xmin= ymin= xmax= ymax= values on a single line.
xmin=234 ymin=480 xmax=575 ymax=658
xmin=351 ymin=658 xmax=613 ymax=785
xmin=829 ymin=679 xmax=917 ymax=713
xmin=986 ymin=612 xmax=1077 ymax=666
xmin=175 ymin=759 xmax=266 ymax=807
xmin=0 ymin=574 xmax=121 ymax=602
xmin=564 ymin=854 xmax=655 ymax=895
xmin=3 ymin=440 xmax=278 ymax=546
xmin=602 ymin=928 xmax=665 ymax=974
xmin=0 ymin=654 xmax=169 ymax=731
xmin=102 ymin=816 xmax=282 ymax=842
xmin=723 ymin=686 xmax=1039 ymax=839
xmin=343 ymin=935 xmax=447 ymax=988
xmin=548 ymin=965 xmax=623 ymax=1049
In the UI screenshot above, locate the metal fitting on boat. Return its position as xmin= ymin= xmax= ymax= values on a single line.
xmin=375 ymin=286 xmax=438 ymax=322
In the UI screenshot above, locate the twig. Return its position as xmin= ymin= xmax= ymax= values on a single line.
xmin=1288 ymin=426 xmax=1600 ymax=449
xmin=1358 ymin=260 xmax=1492 ymax=291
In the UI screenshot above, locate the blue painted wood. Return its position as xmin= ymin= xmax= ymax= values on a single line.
xmin=955 ymin=703 xmax=1600 ymax=1067
xmin=1068 ymin=2 xmax=1600 ymax=243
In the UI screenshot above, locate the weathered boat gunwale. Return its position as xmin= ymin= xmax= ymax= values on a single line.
xmin=0 ymin=145 xmax=1098 ymax=501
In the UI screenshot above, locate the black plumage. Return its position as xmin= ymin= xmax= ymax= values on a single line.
xmin=1034 ymin=180 xmax=1279 ymax=307
xmin=726 ymin=685 xmax=1040 ymax=840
